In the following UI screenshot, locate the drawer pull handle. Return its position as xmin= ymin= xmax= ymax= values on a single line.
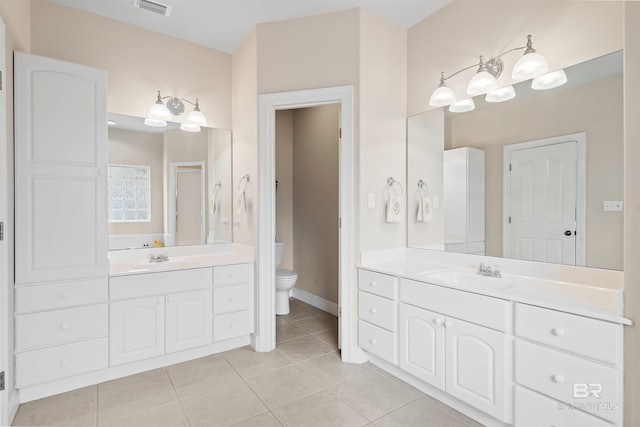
xmin=60 ymin=323 xmax=69 ymax=330
xmin=370 ymin=281 xmax=377 ymax=287
xmin=60 ymin=292 xmax=69 ymax=299
xmin=370 ymin=308 xmax=377 ymax=314
xmin=433 ymin=318 xmax=444 ymax=325
xmin=369 ymin=338 xmax=377 ymax=345
xmin=552 ymin=375 xmax=565 ymax=383
xmin=444 ymin=320 xmax=452 ymax=328
xmin=60 ymin=360 xmax=68 ymax=367
xmin=552 ymin=328 xmax=565 ymax=336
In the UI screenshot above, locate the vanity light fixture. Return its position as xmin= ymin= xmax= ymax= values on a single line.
xmin=429 ymin=35 xmax=562 ymax=108
xmin=144 ymin=91 xmax=208 ymax=132
xmin=531 ymin=69 xmax=568 ymax=90
xmin=449 ymin=98 xmax=475 ymax=113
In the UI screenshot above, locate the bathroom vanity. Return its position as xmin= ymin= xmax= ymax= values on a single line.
xmin=357 ymin=248 xmax=629 ymax=427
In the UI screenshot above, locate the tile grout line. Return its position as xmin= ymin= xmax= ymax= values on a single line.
xmin=165 ymin=367 xmax=193 ymax=427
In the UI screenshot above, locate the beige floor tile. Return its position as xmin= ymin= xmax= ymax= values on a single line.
xmin=12 ymin=386 xmax=97 ymax=427
xmin=168 ymin=357 xmax=242 ymax=399
xmin=246 ymin=365 xmax=324 ymax=409
xmin=100 ymin=402 xmax=188 ymax=427
xmin=181 ymin=381 xmax=267 ymax=427
xmin=312 ymin=328 xmax=339 ymax=348
xmin=376 ymin=369 xmax=424 ymax=395
xmin=97 ymin=372 xmax=177 ymax=424
xmin=98 ymin=368 xmax=167 ymax=392
xmin=276 ymin=322 xmax=309 ymax=344
xmin=372 ymin=396 xmax=470 ymax=427
xmin=297 ymin=351 xmax=375 ymax=387
xmin=291 ymin=313 xmax=338 ymax=334
xmin=439 ymin=405 xmax=486 ymax=426
xmin=280 ymin=303 xmax=324 ymax=322
xmin=277 ymin=334 xmax=335 ymax=362
xmin=272 ymin=389 xmax=368 ymax=427
xmin=223 ymin=346 xmax=293 ymax=378
xmin=231 ymin=411 xmax=283 ymax=426
xmin=276 ymin=315 xmax=289 ymax=325
xmin=165 ymin=352 xmax=225 ymax=374
xmin=332 ymin=371 xmax=419 ymax=421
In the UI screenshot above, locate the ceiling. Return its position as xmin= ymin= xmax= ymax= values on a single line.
xmin=48 ymin=0 xmax=453 ymax=54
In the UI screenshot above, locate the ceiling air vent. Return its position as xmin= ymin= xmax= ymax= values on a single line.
xmin=133 ymin=0 xmax=172 ymax=17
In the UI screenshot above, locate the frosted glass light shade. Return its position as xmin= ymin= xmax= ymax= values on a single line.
xmin=147 ymin=102 xmax=171 ymax=121
xmin=486 ymin=85 xmax=516 ymax=103
xmin=512 ymin=52 xmax=549 ymax=80
xmin=532 ymin=69 xmax=567 ymax=90
xmin=144 ymin=117 xmax=167 ymax=127
xmin=467 ymin=71 xmax=498 ymax=96
xmin=180 ymin=123 xmax=201 ymax=132
xmin=448 ymin=98 xmax=475 ymax=113
xmin=186 ymin=109 xmax=207 ymax=126
xmin=429 ymin=84 xmax=456 ymax=107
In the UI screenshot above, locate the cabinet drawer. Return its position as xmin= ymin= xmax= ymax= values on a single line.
xmin=15 ymin=278 xmax=107 ymax=314
xmin=358 ymin=269 xmax=397 ymax=299
xmin=514 ymin=385 xmax=614 ymax=427
xmin=358 ymin=320 xmax=397 ymax=365
xmin=515 ymin=340 xmax=620 ymax=423
xmin=358 ymin=291 xmax=396 ymax=332
xmin=16 ymin=338 xmax=108 ymax=388
xmin=16 ymin=304 xmax=108 ymax=351
xmin=214 ymin=311 xmax=250 ymax=342
xmin=110 ymin=268 xmax=212 ymax=300
xmin=214 ymin=285 xmax=249 ymax=314
xmin=214 ymin=264 xmax=249 ymax=286
xmin=515 ymin=304 xmax=621 ymax=364
xmin=401 ymin=278 xmax=508 ymax=331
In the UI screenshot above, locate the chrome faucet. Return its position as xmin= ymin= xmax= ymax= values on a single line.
xmin=149 ymin=253 xmax=170 ymax=263
xmin=477 ymin=263 xmax=501 ymax=278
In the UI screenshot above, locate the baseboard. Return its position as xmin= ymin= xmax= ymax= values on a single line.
xmin=292 ymin=288 xmax=339 ymax=316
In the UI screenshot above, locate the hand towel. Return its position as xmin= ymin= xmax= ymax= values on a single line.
xmin=421 ymin=194 xmax=433 ymax=222
xmin=235 ymin=190 xmax=246 ymax=216
xmin=417 ymin=195 xmax=424 ymax=222
xmin=386 ymin=195 xmax=402 ymax=223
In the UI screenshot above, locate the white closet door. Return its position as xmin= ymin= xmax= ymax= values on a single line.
xmin=14 ymin=52 xmax=108 ymax=284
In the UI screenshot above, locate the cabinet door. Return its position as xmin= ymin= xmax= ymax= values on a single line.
xmin=110 ymin=297 xmax=165 ymax=366
xmin=399 ymin=304 xmax=445 ymax=390
xmin=166 ymin=289 xmax=212 ymax=353
xmin=14 ymin=52 xmax=108 ymax=284
xmin=445 ymin=317 xmax=507 ymax=422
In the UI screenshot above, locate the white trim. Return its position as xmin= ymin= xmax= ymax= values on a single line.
xmin=503 ymin=132 xmax=587 ymax=266
xmin=169 ymin=161 xmax=206 ymax=246
xmin=257 ymin=86 xmax=358 ymax=362
xmin=291 ymin=288 xmax=339 ymax=317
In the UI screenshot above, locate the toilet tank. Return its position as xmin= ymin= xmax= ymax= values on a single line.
xmin=275 ymin=241 xmax=285 ymax=267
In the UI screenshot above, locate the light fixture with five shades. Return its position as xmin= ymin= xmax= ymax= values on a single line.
xmin=145 ymin=91 xmax=208 ymax=132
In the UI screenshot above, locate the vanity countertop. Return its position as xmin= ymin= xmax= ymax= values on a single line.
xmin=109 ymin=243 xmax=255 ymax=277
xmin=360 ymin=250 xmax=631 ymax=325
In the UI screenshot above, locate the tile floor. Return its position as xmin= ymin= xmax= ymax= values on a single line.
xmin=12 ymin=298 xmax=484 ymax=427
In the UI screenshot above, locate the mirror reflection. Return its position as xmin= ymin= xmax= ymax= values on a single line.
xmin=407 ymin=51 xmax=623 ymax=270
xmin=107 ymin=113 xmax=232 ymax=250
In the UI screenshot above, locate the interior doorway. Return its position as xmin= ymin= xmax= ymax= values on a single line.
xmin=171 ymin=162 xmax=205 ymax=246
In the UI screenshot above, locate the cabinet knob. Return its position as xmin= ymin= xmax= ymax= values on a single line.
xmin=552 ymin=328 xmax=565 ymax=336
xmin=433 ymin=318 xmax=444 ymax=325
xmin=60 ymin=360 xmax=68 ymax=367
xmin=229 ymin=324 xmax=235 ymax=329
xmin=369 ymin=338 xmax=377 ymax=345
xmin=229 ymin=297 xmax=236 ymax=303
xmin=60 ymin=292 xmax=69 ymax=299
xmin=552 ymin=374 xmax=564 ymax=383
xmin=444 ymin=320 xmax=452 ymax=328
xmin=229 ymin=273 xmax=235 ymax=278
xmin=157 ymin=298 xmax=163 ymax=304
xmin=370 ymin=308 xmax=377 ymax=314
xmin=167 ymin=297 xmax=173 ymax=303
xmin=369 ymin=281 xmax=377 ymax=287
xmin=60 ymin=323 xmax=69 ymax=330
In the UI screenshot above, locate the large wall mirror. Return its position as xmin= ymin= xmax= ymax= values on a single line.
xmin=107 ymin=113 xmax=233 ymax=250
xmin=407 ymin=50 xmax=623 ymax=271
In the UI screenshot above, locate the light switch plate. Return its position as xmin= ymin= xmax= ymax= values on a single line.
xmin=367 ymin=193 xmax=375 ymax=209
xmin=603 ymin=201 xmax=623 ymax=212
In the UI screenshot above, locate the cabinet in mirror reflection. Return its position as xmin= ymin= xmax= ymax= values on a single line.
xmin=407 ymin=51 xmax=623 ymax=270
xmin=107 ymin=113 xmax=232 ymax=250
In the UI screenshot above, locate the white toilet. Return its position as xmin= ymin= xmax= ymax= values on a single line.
xmin=275 ymin=241 xmax=298 ymax=315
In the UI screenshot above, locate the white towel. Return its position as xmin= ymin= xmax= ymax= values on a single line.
xmin=386 ymin=195 xmax=402 ymax=223
xmin=235 ymin=190 xmax=246 ymax=216
xmin=419 ymin=194 xmax=433 ymax=222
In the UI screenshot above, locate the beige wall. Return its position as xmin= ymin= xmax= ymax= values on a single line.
xmin=275 ymin=110 xmax=294 ymax=270
xmin=408 ymin=0 xmax=623 ymax=117
xmin=211 ymin=129 xmax=233 ymax=243
xmin=447 ymin=73 xmax=623 ymax=270
xmin=29 ymin=0 xmax=232 ymax=129
xmin=624 ymin=2 xmax=640 ymax=425
xmin=107 ymin=128 xmax=164 ymax=236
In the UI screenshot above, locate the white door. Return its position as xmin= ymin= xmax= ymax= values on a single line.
xmin=508 ymin=141 xmax=578 ymax=265
xmin=14 ymin=52 xmax=108 ymax=284
xmin=166 ymin=289 xmax=212 ymax=353
xmin=399 ymin=304 xmax=445 ymax=390
xmin=175 ymin=167 xmax=204 ymax=246
xmin=445 ymin=318 xmax=507 ymax=422
xmin=110 ymin=297 xmax=165 ymax=366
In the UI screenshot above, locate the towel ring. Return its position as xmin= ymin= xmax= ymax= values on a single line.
xmin=238 ymin=174 xmax=250 ymax=192
xmin=386 ymin=177 xmax=403 ymax=196
xmin=211 ymin=181 xmax=222 ymax=198
xmin=417 ymin=179 xmax=430 ymax=197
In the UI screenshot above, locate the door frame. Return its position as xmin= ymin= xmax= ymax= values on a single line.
xmin=502 ymin=132 xmax=586 ymax=265
xmin=169 ymin=161 xmax=206 ymax=246
xmin=256 ymin=86 xmax=363 ymax=363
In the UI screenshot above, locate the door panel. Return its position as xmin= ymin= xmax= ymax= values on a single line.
xmin=166 ymin=289 xmax=212 ymax=353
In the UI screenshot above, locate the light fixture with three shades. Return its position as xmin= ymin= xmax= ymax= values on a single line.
xmin=429 ymin=35 xmax=567 ymax=113
xmin=144 ymin=91 xmax=208 ymax=132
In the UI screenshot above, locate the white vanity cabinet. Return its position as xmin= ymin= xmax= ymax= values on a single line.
xmin=166 ymin=289 xmax=213 ymax=353
xmin=213 ymin=264 xmax=254 ymax=342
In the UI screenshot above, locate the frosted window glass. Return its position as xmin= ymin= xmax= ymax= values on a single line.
xmin=108 ymin=164 xmax=151 ymax=222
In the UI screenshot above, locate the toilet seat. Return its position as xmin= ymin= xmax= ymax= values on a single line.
xmin=276 ymin=268 xmax=297 ymax=279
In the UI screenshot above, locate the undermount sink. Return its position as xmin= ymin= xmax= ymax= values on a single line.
xmin=424 ymin=270 xmax=515 ymax=291
xmin=130 ymin=260 xmax=187 ymax=272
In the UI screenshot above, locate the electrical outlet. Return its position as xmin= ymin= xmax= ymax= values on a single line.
xmin=603 ymin=201 xmax=623 ymax=212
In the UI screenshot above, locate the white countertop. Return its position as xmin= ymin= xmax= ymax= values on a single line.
xmin=360 ymin=249 xmax=631 ymax=325
xmin=109 ymin=243 xmax=255 ymax=277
